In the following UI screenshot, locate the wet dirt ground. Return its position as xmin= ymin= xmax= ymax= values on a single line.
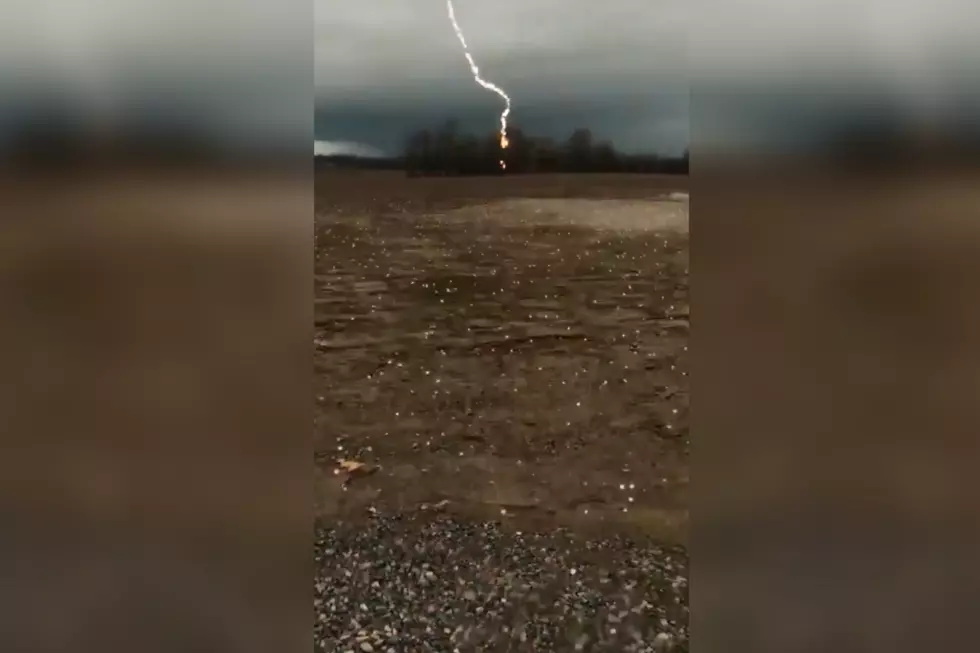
xmin=314 ymin=173 xmax=689 ymax=542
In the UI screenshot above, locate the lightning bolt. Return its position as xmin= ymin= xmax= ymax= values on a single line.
xmin=446 ymin=0 xmax=511 ymax=170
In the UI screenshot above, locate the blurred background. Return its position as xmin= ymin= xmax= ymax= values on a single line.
xmin=0 ymin=0 xmax=307 ymax=167
xmin=0 ymin=1 xmax=310 ymax=651
xmin=693 ymin=1 xmax=980 ymax=652
xmin=693 ymin=0 xmax=980 ymax=166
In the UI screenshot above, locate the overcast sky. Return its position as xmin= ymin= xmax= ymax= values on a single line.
xmin=315 ymin=0 xmax=688 ymax=157
xmin=3 ymin=0 xmax=973 ymax=158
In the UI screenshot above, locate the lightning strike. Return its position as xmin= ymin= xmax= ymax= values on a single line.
xmin=446 ymin=0 xmax=511 ymax=170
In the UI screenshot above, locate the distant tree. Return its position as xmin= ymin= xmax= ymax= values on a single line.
xmin=566 ymin=128 xmax=594 ymax=172
xmin=593 ymin=141 xmax=619 ymax=172
xmin=399 ymin=120 xmax=687 ymax=177
xmin=434 ymin=119 xmax=459 ymax=175
xmin=481 ymin=132 xmax=503 ymax=174
xmin=455 ymin=133 xmax=481 ymax=175
xmin=505 ymin=126 xmax=531 ymax=173
xmin=533 ymin=137 xmax=561 ymax=173
xmin=404 ymin=129 xmax=434 ymax=176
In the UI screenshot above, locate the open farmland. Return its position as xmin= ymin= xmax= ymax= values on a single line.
xmin=314 ymin=172 xmax=689 ymax=652
xmin=315 ymin=173 xmax=689 ymax=535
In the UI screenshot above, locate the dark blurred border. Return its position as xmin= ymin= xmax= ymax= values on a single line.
xmin=694 ymin=46 xmax=980 ymax=653
xmin=0 ymin=1 xmax=312 ymax=651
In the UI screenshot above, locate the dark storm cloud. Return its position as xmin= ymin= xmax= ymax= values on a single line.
xmin=1 ymin=0 xmax=309 ymax=154
xmin=315 ymin=0 xmax=688 ymax=155
xmin=691 ymin=0 xmax=980 ymax=153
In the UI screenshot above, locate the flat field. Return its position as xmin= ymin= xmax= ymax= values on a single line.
xmin=314 ymin=172 xmax=689 ymax=541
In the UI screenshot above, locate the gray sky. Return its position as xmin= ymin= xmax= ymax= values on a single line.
xmin=4 ymin=0 xmax=972 ymax=158
xmin=315 ymin=0 xmax=688 ymax=156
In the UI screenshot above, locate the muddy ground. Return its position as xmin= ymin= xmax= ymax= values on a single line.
xmin=314 ymin=173 xmax=689 ymax=542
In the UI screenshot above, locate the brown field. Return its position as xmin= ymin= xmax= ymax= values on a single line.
xmin=314 ymin=172 xmax=689 ymax=541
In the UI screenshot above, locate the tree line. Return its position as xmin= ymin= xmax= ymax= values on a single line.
xmin=402 ymin=120 xmax=687 ymax=176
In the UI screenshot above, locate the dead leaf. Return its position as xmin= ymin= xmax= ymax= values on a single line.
xmin=337 ymin=459 xmax=364 ymax=472
xmin=336 ymin=459 xmax=379 ymax=476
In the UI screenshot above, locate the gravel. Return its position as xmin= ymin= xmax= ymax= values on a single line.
xmin=314 ymin=513 xmax=688 ymax=652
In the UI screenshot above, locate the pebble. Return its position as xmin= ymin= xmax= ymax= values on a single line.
xmin=314 ymin=513 xmax=688 ymax=652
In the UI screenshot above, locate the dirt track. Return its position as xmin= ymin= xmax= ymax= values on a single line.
xmin=314 ymin=173 xmax=689 ymax=541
